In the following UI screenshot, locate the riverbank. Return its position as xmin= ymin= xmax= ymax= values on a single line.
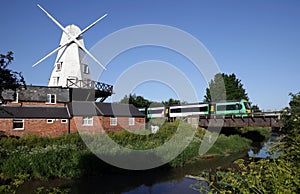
xmin=0 ymin=122 xmax=270 ymax=193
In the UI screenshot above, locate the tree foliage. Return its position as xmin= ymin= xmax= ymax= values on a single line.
xmin=120 ymin=94 xmax=181 ymax=108
xmin=251 ymin=104 xmax=261 ymax=112
xmin=120 ymin=94 xmax=151 ymax=108
xmin=0 ymin=51 xmax=25 ymax=102
xmin=204 ymin=73 xmax=249 ymax=102
xmin=282 ymin=92 xmax=300 ymax=132
xmin=197 ymin=92 xmax=300 ymax=193
xmin=162 ymin=98 xmax=180 ymax=106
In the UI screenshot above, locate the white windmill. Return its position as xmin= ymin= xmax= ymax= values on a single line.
xmin=32 ymin=4 xmax=107 ymax=88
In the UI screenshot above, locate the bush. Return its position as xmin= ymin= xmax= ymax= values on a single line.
xmin=1 ymin=144 xmax=83 ymax=179
xmin=0 ymin=133 xmax=86 ymax=179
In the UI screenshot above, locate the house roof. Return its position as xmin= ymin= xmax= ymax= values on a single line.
xmin=0 ymin=106 xmax=70 ymax=119
xmin=96 ymin=103 xmax=145 ymax=117
xmin=68 ymin=102 xmax=145 ymax=117
xmin=68 ymin=102 xmax=101 ymax=116
xmin=0 ymin=102 xmax=145 ymax=119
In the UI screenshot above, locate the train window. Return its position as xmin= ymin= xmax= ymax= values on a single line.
xmin=170 ymin=106 xmax=208 ymax=113
xmin=148 ymin=108 xmax=164 ymax=114
xmin=181 ymin=107 xmax=207 ymax=112
xmin=217 ymin=105 xmax=226 ymax=111
xmin=170 ymin=108 xmax=181 ymax=113
xmin=217 ymin=104 xmax=240 ymax=111
xmin=244 ymin=102 xmax=251 ymax=109
xmin=200 ymin=106 xmax=209 ymax=112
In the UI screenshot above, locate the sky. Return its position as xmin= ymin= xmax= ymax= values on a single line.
xmin=1 ymin=0 xmax=300 ymax=110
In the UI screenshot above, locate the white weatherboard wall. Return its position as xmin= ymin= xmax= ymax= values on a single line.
xmin=48 ymin=25 xmax=91 ymax=87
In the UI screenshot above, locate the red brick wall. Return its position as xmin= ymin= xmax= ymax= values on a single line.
xmin=0 ymin=119 xmax=69 ymax=137
xmin=70 ymin=116 xmax=145 ymax=133
xmin=0 ymin=116 xmax=146 ymax=137
xmin=70 ymin=116 xmax=105 ymax=134
xmin=102 ymin=116 xmax=145 ymax=132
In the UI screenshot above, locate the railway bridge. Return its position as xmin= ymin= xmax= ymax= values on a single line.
xmin=186 ymin=112 xmax=283 ymax=128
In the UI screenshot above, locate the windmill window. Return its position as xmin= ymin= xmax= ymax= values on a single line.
xmin=83 ymin=64 xmax=89 ymax=74
xmin=13 ymin=119 xmax=24 ymax=130
xmin=46 ymin=94 xmax=56 ymax=104
xmin=56 ymin=62 xmax=62 ymax=71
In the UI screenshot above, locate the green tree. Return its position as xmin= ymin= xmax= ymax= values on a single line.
xmin=196 ymin=92 xmax=300 ymax=193
xmin=204 ymin=73 xmax=249 ymax=102
xmin=251 ymin=104 xmax=261 ymax=112
xmin=0 ymin=51 xmax=25 ymax=102
xmin=281 ymin=92 xmax=300 ymax=163
xmin=120 ymin=94 xmax=151 ymax=108
xmin=282 ymin=92 xmax=300 ymax=131
xmin=162 ymin=98 xmax=180 ymax=106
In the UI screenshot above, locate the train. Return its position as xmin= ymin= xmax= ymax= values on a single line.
xmin=139 ymin=99 xmax=251 ymax=119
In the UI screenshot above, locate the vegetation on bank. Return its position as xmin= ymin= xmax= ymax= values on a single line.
xmin=0 ymin=120 xmax=264 ymax=193
xmin=191 ymin=92 xmax=300 ymax=193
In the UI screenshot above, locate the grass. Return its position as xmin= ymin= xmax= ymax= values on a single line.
xmin=206 ymin=134 xmax=252 ymax=156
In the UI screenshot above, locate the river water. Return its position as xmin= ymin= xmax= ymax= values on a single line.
xmin=248 ymin=131 xmax=281 ymax=159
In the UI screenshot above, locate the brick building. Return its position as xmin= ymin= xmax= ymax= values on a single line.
xmin=0 ymin=86 xmax=145 ymax=137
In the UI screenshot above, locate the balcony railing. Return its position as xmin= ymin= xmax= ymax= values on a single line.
xmin=67 ymin=79 xmax=113 ymax=102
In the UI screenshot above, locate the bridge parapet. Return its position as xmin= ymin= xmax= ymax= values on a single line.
xmin=197 ymin=112 xmax=283 ymax=128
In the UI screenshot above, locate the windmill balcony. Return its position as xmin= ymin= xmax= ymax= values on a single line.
xmin=67 ymin=79 xmax=113 ymax=102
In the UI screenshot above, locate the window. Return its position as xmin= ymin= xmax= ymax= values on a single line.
xmin=47 ymin=119 xmax=54 ymax=124
xmin=56 ymin=62 xmax=62 ymax=71
xmin=46 ymin=94 xmax=56 ymax=104
xmin=148 ymin=108 xmax=164 ymax=114
xmin=217 ymin=104 xmax=242 ymax=111
xmin=170 ymin=106 xmax=208 ymax=113
xmin=244 ymin=102 xmax=251 ymax=110
xmin=13 ymin=119 xmax=24 ymax=130
xmin=110 ymin=117 xmax=117 ymax=126
xmin=61 ymin=119 xmax=68 ymax=124
xmin=83 ymin=64 xmax=89 ymax=74
xmin=129 ymin=117 xmax=135 ymax=126
xmin=82 ymin=116 xmax=93 ymax=126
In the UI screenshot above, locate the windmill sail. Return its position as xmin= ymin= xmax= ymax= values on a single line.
xmin=33 ymin=4 xmax=107 ymax=88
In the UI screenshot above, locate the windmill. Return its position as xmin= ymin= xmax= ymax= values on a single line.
xmin=33 ymin=4 xmax=107 ymax=88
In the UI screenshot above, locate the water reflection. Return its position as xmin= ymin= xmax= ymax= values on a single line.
xmin=248 ymin=132 xmax=281 ymax=159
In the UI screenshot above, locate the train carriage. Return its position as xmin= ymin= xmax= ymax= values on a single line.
xmin=138 ymin=99 xmax=251 ymax=120
xmin=146 ymin=107 xmax=166 ymax=119
xmin=212 ymin=99 xmax=251 ymax=116
xmin=169 ymin=103 xmax=209 ymax=118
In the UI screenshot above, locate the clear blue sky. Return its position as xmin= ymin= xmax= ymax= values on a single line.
xmin=1 ymin=0 xmax=300 ymax=110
